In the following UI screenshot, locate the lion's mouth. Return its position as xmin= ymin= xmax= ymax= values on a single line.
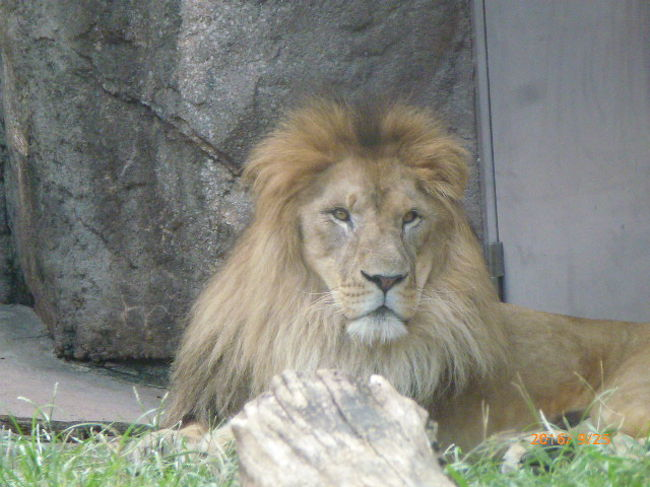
xmin=367 ymin=305 xmax=405 ymax=322
xmin=346 ymin=305 xmax=408 ymax=345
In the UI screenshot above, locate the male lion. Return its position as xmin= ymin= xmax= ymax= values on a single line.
xmin=166 ymin=98 xmax=650 ymax=450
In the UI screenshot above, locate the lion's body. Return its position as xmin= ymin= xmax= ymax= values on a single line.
xmin=166 ymin=99 xmax=650 ymax=449
xmin=436 ymin=305 xmax=650 ymax=447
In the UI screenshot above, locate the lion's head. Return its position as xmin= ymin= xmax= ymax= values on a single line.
xmin=294 ymin=136 xmax=466 ymax=346
xmin=166 ymin=99 xmax=506 ymax=426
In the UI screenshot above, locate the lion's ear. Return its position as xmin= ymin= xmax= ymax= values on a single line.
xmin=413 ymin=138 xmax=469 ymax=202
xmin=242 ymin=131 xmax=331 ymax=214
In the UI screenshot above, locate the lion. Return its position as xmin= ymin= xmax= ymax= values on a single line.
xmin=165 ymin=98 xmax=650 ymax=450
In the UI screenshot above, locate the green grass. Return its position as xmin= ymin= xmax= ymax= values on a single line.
xmin=1 ymin=421 xmax=649 ymax=486
xmin=445 ymin=430 xmax=650 ymax=487
xmin=0 ymin=423 xmax=239 ymax=487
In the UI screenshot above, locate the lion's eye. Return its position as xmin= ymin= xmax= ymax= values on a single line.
xmin=403 ymin=210 xmax=420 ymax=225
xmin=331 ymin=208 xmax=351 ymax=222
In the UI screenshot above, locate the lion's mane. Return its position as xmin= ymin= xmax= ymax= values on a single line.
xmin=166 ymin=99 xmax=507 ymax=427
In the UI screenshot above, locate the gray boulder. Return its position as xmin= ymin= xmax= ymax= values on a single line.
xmin=0 ymin=0 xmax=480 ymax=360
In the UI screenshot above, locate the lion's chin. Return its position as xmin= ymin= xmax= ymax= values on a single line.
xmin=346 ymin=307 xmax=408 ymax=345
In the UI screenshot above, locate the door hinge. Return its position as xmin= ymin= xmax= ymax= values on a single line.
xmin=487 ymin=241 xmax=505 ymax=300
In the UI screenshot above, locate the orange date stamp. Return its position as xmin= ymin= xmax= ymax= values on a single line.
xmin=530 ymin=432 xmax=611 ymax=446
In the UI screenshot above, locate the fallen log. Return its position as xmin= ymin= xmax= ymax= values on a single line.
xmin=0 ymin=415 xmax=151 ymax=439
xmin=231 ymin=369 xmax=455 ymax=487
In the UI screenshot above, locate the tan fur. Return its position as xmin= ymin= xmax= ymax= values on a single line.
xmin=166 ymin=99 xmax=650 ymax=449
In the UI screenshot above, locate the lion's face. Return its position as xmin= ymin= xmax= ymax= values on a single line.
xmin=299 ymin=156 xmax=447 ymax=345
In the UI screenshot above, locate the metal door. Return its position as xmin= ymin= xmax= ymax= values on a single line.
xmin=475 ymin=0 xmax=650 ymax=321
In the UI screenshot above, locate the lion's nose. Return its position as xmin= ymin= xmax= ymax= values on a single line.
xmin=360 ymin=271 xmax=407 ymax=293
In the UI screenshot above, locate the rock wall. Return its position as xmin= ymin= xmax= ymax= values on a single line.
xmin=0 ymin=74 xmax=12 ymax=302
xmin=0 ymin=0 xmax=481 ymax=360
xmin=1 ymin=69 xmax=30 ymax=305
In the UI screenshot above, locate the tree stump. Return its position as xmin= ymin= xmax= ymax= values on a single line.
xmin=231 ymin=369 xmax=455 ymax=487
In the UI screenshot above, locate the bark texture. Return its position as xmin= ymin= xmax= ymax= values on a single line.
xmin=231 ymin=370 xmax=455 ymax=487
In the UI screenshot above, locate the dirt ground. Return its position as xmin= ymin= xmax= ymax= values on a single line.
xmin=0 ymin=305 xmax=166 ymax=424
